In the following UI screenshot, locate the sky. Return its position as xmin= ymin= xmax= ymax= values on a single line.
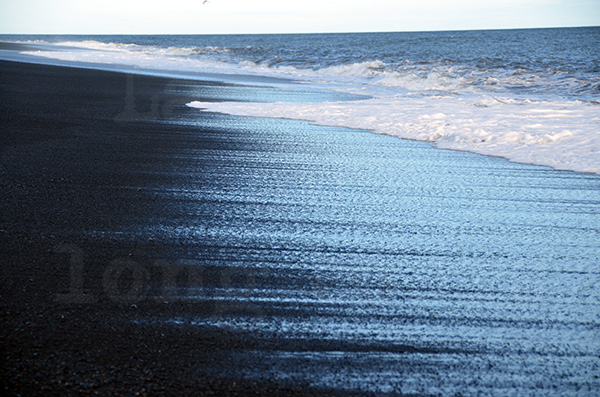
xmin=1 ymin=0 xmax=599 ymax=34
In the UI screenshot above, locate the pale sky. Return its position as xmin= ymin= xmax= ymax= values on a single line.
xmin=1 ymin=0 xmax=598 ymax=34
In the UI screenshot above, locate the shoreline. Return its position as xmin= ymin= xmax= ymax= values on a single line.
xmin=1 ymin=59 xmax=599 ymax=395
xmin=3 ymin=40 xmax=599 ymax=176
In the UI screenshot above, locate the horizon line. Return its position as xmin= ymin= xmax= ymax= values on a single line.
xmin=1 ymin=24 xmax=598 ymax=36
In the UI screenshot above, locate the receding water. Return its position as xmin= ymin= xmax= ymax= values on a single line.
xmin=120 ymin=90 xmax=600 ymax=394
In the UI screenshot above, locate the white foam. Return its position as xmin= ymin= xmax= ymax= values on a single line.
xmin=187 ymin=95 xmax=600 ymax=175
xmin=15 ymin=41 xmax=488 ymax=93
xmin=15 ymin=40 xmax=269 ymax=83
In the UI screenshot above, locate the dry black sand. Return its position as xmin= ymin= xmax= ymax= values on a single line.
xmin=0 ymin=60 xmax=332 ymax=395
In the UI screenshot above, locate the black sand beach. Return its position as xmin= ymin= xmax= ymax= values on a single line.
xmin=0 ymin=60 xmax=319 ymax=395
xmin=1 ymin=59 xmax=599 ymax=395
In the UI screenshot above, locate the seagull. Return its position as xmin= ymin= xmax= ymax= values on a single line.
xmin=203 ymin=0 xmax=208 ymax=4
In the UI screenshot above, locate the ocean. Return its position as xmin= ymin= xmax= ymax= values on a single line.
xmin=1 ymin=27 xmax=599 ymax=174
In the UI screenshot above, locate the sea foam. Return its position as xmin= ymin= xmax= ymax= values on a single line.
xmin=187 ymin=95 xmax=600 ymax=174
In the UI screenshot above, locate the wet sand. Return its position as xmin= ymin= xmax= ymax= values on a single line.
xmin=1 ymin=60 xmax=599 ymax=395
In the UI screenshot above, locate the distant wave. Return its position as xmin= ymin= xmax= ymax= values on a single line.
xmin=15 ymin=38 xmax=597 ymax=100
